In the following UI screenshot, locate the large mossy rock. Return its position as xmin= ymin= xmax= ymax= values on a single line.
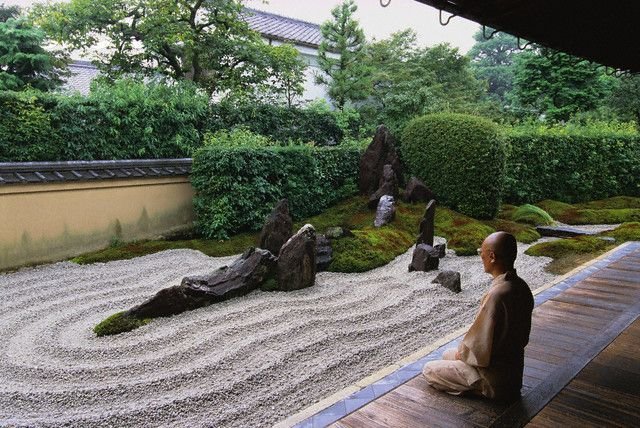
xmin=276 ymin=224 xmax=317 ymax=291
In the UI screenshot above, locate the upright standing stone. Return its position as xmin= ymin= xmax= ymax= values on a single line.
xmin=403 ymin=177 xmax=435 ymax=203
xmin=416 ymin=199 xmax=436 ymax=246
xmin=368 ymin=164 xmax=399 ymax=209
xmin=277 ymin=224 xmax=317 ymax=291
xmin=259 ymin=199 xmax=293 ymax=256
xmin=374 ymin=195 xmax=396 ymax=227
xmin=358 ymin=125 xmax=403 ymax=196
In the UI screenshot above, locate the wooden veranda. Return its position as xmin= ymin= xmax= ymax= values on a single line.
xmin=289 ymin=242 xmax=640 ymax=427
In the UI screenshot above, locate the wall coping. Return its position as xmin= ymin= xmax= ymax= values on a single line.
xmin=0 ymin=159 xmax=193 ymax=185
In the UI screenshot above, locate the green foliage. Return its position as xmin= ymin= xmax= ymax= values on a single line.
xmin=33 ymin=0 xmax=274 ymax=95
xmin=0 ymin=12 xmax=67 ymax=91
xmin=511 ymin=48 xmax=611 ymax=121
xmin=401 ymin=113 xmax=505 ymax=218
xmin=203 ymin=128 xmax=276 ymax=148
xmin=208 ymin=100 xmax=348 ymax=146
xmin=603 ymin=222 xmax=640 ymax=242
xmin=468 ymin=27 xmax=520 ymax=105
xmin=511 ymin=204 xmax=555 ymax=225
xmin=94 ymin=312 xmax=149 ymax=336
xmin=316 ymin=0 xmax=370 ymax=110
xmin=0 ymin=79 xmax=209 ymax=161
xmin=257 ymin=43 xmax=306 ymax=107
xmin=608 ymin=75 xmax=640 ymax=126
xmin=191 ymin=145 xmax=361 ymax=239
xmin=434 ymin=208 xmax=496 ymax=255
xmin=360 ymin=31 xmax=485 ymax=134
xmin=504 ymin=126 xmax=640 ymax=204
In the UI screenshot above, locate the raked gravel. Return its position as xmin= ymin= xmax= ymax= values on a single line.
xmin=0 ymin=237 xmax=558 ymax=427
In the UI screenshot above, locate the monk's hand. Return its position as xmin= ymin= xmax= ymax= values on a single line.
xmin=455 ymin=351 xmax=461 ymax=360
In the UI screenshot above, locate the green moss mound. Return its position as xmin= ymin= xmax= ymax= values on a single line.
xmin=603 ymin=222 xmax=640 ymax=242
xmin=536 ymin=197 xmax=640 ymax=225
xmin=525 ymin=236 xmax=610 ymax=259
xmin=401 ymin=113 xmax=505 ymax=219
xmin=94 ymin=312 xmax=150 ymax=336
xmin=511 ymin=204 xmax=555 ymax=226
xmin=435 ymin=208 xmax=495 ymax=255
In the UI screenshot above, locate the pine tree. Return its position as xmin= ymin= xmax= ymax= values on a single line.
xmin=316 ymin=0 xmax=370 ymax=110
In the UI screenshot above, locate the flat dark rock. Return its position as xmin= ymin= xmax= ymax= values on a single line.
xmin=536 ymin=225 xmax=596 ymax=238
xmin=126 ymin=247 xmax=277 ymax=319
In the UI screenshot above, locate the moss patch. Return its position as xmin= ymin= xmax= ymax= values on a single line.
xmin=525 ymin=236 xmax=614 ymax=275
xmin=72 ymin=232 xmax=258 ymax=265
xmin=435 ymin=208 xmax=496 ymax=256
xmin=602 ymin=222 xmax=640 ymax=242
xmin=511 ymin=204 xmax=555 ymax=226
xmin=94 ymin=312 xmax=150 ymax=336
xmin=536 ymin=197 xmax=640 ymax=225
xmin=484 ymin=219 xmax=541 ymax=244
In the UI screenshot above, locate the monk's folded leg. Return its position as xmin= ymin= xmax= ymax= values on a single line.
xmin=442 ymin=348 xmax=458 ymax=360
xmin=422 ymin=359 xmax=483 ymax=396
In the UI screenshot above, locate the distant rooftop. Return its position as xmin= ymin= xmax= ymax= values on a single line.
xmin=243 ymin=8 xmax=323 ymax=48
xmin=0 ymin=159 xmax=192 ymax=185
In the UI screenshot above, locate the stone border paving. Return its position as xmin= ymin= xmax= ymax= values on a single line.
xmin=274 ymin=241 xmax=639 ymax=428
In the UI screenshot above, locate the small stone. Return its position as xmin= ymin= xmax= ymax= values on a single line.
xmin=403 ymin=177 xmax=434 ymax=203
xmin=325 ymin=226 xmax=353 ymax=239
xmin=408 ymin=244 xmax=440 ymax=272
xmin=432 ymin=270 xmax=461 ymax=293
xmin=316 ymin=235 xmax=332 ymax=272
xmin=374 ymin=195 xmax=396 ymax=227
xmin=434 ymin=243 xmax=446 ymax=258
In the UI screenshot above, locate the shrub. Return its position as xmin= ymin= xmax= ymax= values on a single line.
xmin=401 ymin=113 xmax=506 ymax=219
xmin=511 ymin=204 xmax=555 ymax=225
xmin=525 ymin=236 xmax=609 ymax=259
xmin=504 ymin=126 xmax=640 ymax=204
xmin=191 ymin=145 xmax=361 ymax=239
xmin=207 ymin=100 xmax=349 ymax=146
xmin=203 ymin=128 xmax=276 ymax=148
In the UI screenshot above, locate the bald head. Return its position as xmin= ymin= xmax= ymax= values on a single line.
xmin=481 ymin=232 xmax=518 ymax=275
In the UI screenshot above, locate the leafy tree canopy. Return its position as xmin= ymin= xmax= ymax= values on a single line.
xmin=468 ymin=27 xmax=520 ymax=104
xmin=511 ymin=47 xmax=612 ymax=122
xmin=360 ymin=29 xmax=484 ymax=133
xmin=608 ymin=75 xmax=640 ymax=126
xmin=316 ymin=0 xmax=370 ymax=111
xmin=32 ymin=0 xmax=297 ymax=96
xmin=0 ymin=4 xmax=67 ymax=91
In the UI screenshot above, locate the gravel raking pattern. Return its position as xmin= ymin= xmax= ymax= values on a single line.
xmin=0 ymin=241 xmax=556 ymax=427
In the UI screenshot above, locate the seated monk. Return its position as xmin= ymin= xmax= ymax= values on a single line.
xmin=423 ymin=231 xmax=534 ymax=401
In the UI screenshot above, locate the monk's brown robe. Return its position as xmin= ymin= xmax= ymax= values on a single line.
xmin=423 ymin=270 xmax=534 ymax=400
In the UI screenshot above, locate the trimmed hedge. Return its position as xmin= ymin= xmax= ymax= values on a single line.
xmin=401 ymin=113 xmax=506 ymax=219
xmin=504 ymin=129 xmax=640 ymax=204
xmin=208 ymin=101 xmax=347 ymax=146
xmin=191 ymin=145 xmax=361 ymax=239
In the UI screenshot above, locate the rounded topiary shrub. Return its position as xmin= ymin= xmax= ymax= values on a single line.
xmin=511 ymin=204 xmax=555 ymax=226
xmin=401 ymin=113 xmax=505 ymax=219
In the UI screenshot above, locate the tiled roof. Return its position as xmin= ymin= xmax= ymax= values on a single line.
xmin=243 ymin=8 xmax=323 ymax=48
xmin=0 ymin=159 xmax=192 ymax=185
xmin=63 ymin=60 xmax=100 ymax=95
